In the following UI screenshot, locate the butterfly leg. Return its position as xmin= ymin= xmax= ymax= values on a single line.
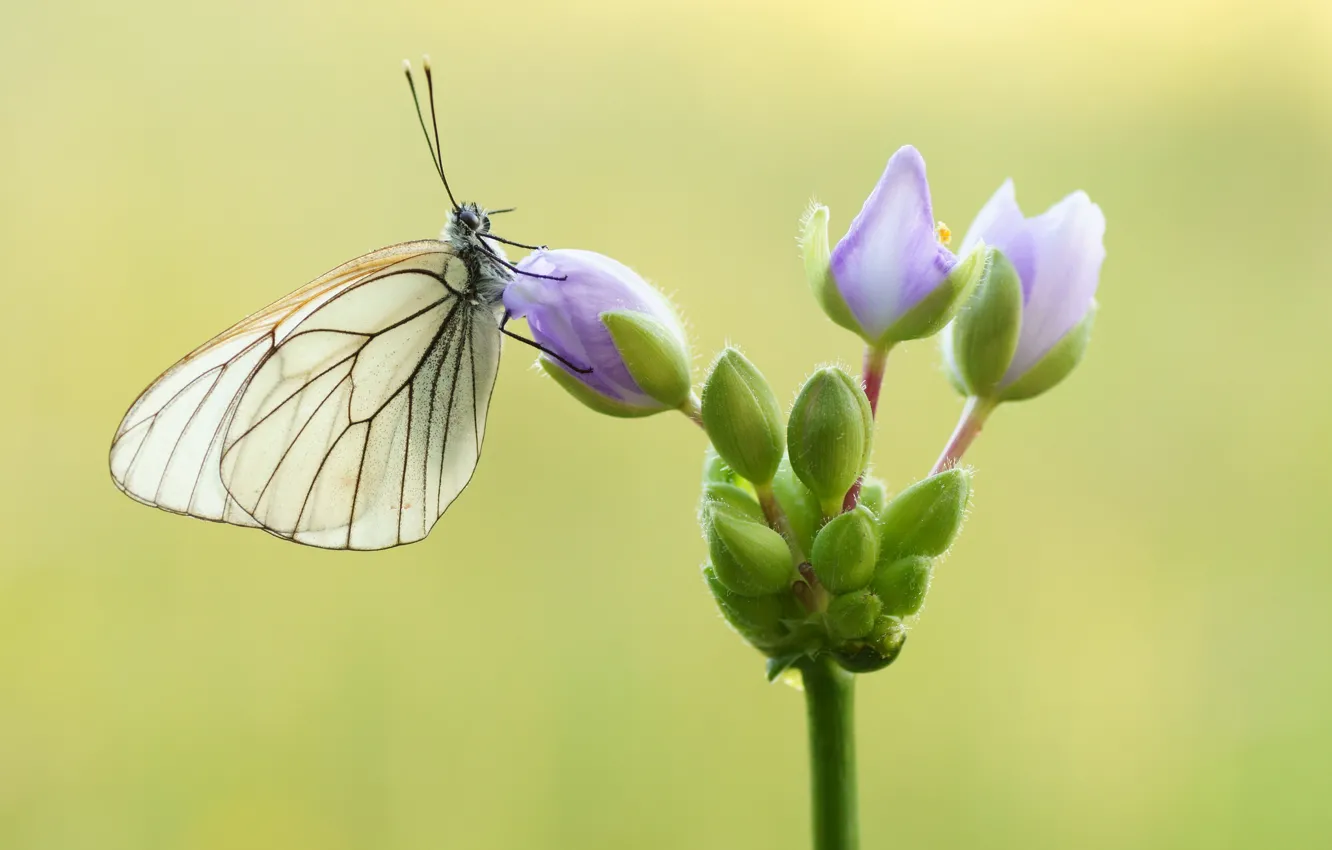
xmin=477 ymin=241 xmax=567 ymax=281
xmin=498 ymin=315 xmax=593 ymax=374
xmin=483 ymin=232 xmax=546 ymax=251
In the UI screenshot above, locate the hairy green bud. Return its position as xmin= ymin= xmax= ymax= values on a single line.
xmin=833 ymin=616 xmax=906 ymax=673
xmin=857 ymin=476 xmax=888 ymax=518
xmin=701 ymin=447 xmax=734 ymax=485
xmin=705 ymin=506 xmax=794 ymax=596
xmin=878 ymin=469 xmax=971 ymax=560
xmin=871 ymin=555 xmax=933 ymax=617
xmin=787 ymin=367 xmax=873 ymax=513
xmin=810 ymin=507 xmax=878 ymax=593
xmin=771 ymin=459 xmax=821 ymax=556
xmin=700 ymin=348 xmax=785 ymax=485
xmin=826 ymin=589 xmax=882 ymax=641
xmin=703 ymin=567 xmax=796 ymax=650
xmin=701 ymin=482 xmax=765 ymax=524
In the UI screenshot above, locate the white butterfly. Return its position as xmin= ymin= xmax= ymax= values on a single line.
xmin=109 ymin=59 xmax=580 ymax=550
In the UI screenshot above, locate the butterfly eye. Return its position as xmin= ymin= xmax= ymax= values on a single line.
xmin=459 ymin=208 xmax=481 ymax=230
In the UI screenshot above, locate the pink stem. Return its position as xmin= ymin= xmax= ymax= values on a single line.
xmin=840 ymin=346 xmax=890 ymax=512
xmin=930 ymin=396 xmax=996 ymax=475
xmin=860 ymin=345 xmax=888 ymax=416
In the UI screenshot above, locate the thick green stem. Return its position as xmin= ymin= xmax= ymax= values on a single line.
xmin=802 ymin=656 xmax=858 ymax=850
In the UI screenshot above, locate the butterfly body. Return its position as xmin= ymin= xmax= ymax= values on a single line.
xmin=440 ymin=201 xmax=512 ymax=308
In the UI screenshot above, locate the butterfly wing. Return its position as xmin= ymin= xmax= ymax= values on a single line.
xmin=109 ymin=240 xmax=502 ymax=549
xmin=220 ymin=285 xmax=502 ymax=550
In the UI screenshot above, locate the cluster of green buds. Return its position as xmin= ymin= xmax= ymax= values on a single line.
xmin=697 ymin=348 xmax=971 ymax=675
xmin=506 ymin=144 xmax=1104 ymax=681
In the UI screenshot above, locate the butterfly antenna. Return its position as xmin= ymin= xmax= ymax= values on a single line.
xmin=402 ymin=58 xmax=459 ymax=211
xmin=421 ymin=56 xmax=460 ymax=211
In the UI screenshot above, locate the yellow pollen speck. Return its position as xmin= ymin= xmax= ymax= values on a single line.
xmin=936 ymin=221 xmax=952 ymax=247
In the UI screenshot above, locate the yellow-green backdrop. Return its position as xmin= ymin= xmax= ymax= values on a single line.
xmin=3 ymin=0 xmax=1330 ymax=847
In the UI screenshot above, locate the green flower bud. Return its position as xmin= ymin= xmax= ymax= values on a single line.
xmin=771 ymin=459 xmax=821 ymax=556
xmin=867 ymin=614 xmax=901 ymax=643
xmin=871 ymin=556 xmax=933 ymax=617
xmin=880 ymin=241 xmax=988 ymax=343
xmin=600 ymin=309 xmax=693 ymax=409
xmin=857 ymin=476 xmax=888 ymax=517
xmin=701 ymin=447 xmax=734 ymax=485
xmin=700 ymin=348 xmax=785 ymax=485
xmin=825 ymin=589 xmax=882 ymax=641
xmin=878 ymin=469 xmax=971 ymax=560
xmin=701 ymin=482 xmax=765 ymax=524
xmin=833 ymin=617 xmax=906 ymax=673
xmin=705 ymin=506 xmax=794 ymax=596
xmin=942 ymin=247 xmax=1023 ymax=398
xmin=997 ymin=303 xmax=1097 ymax=402
xmin=787 ymin=367 xmax=873 ymax=513
xmin=810 ymin=507 xmax=878 ymax=593
xmin=703 ymin=566 xmax=796 ymax=650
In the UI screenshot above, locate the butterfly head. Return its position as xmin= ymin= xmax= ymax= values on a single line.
xmin=455 ymin=202 xmax=490 ymax=235
xmin=443 ymin=203 xmax=502 ymax=261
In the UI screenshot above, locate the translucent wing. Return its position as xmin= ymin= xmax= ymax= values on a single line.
xmin=109 ymin=240 xmax=502 ymax=549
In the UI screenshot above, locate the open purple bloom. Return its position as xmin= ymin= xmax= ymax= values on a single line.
xmin=960 ymin=180 xmax=1105 ymax=390
xmin=504 ymin=249 xmax=691 ymax=416
xmin=826 ymin=146 xmax=961 ymax=344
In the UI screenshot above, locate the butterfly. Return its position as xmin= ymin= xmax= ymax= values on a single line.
xmin=108 ymin=59 xmax=586 ymax=550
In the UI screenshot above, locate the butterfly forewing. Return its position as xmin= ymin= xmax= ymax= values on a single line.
xmin=109 ymin=240 xmax=502 ymax=549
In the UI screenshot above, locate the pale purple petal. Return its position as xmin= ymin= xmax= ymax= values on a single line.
xmin=1000 ymin=192 xmax=1105 ymax=384
xmin=505 ymin=249 xmax=679 ymax=408
xmin=962 ymin=179 xmax=1037 ymax=294
xmin=829 ymin=146 xmax=957 ymax=340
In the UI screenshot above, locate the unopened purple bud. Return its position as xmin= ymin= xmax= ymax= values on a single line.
xmin=504 ymin=249 xmax=691 ymax=416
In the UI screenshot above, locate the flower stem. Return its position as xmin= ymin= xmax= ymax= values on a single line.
xmin=801 ymin=656 xmax=858 ymax=850
xmin=679 ymin=391 xmax=704 ymax=428
xmin=930 ymin=395 xmax=998 ymax=475
xmin=860 ymin=344 xmax=891 ymax=417
xmin=841 ymin=344 xmax=891 ymax=512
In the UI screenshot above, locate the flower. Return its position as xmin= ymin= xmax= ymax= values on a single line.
xmin=503 ymin=249 xmax=692 ymax=416
xmin=946 ymin=180 xmax=1105 ymax=400
xmin=803 ymin=146 xmax=981 ymax=347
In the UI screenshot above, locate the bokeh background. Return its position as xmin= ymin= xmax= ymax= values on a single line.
xmin=3 ymin=0 xmax=1331 ymax=847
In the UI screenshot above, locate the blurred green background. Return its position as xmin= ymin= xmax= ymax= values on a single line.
xmin=3 ymin=0 xmax=1330 ymax=847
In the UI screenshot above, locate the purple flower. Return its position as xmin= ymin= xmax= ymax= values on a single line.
xmin=960 ymin=180 xmax=1105 ymax=392
xmin=807 ymin=146 xmax=971 ymax=346
xmin=504 ymin=249 xmax=692 ymax=417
